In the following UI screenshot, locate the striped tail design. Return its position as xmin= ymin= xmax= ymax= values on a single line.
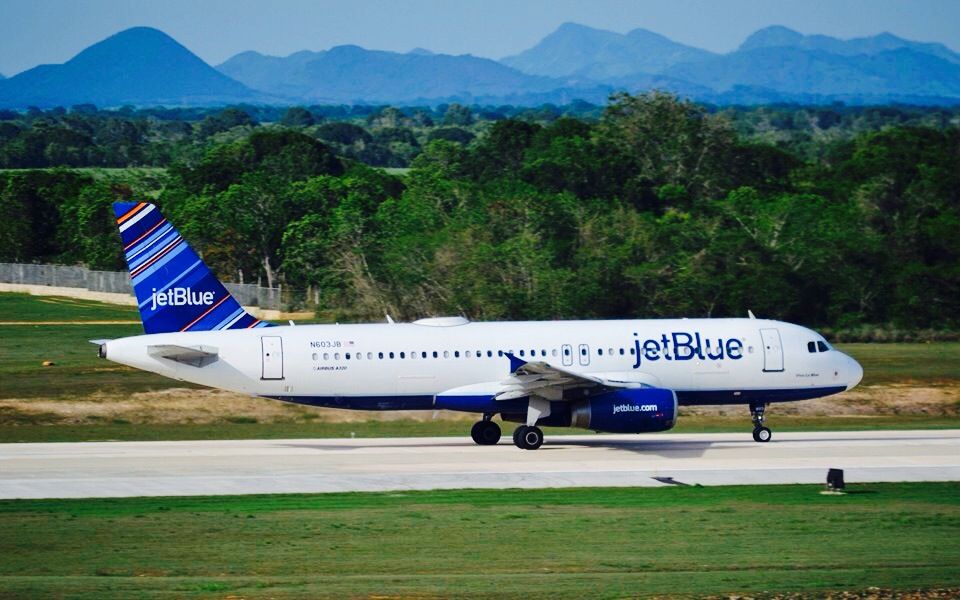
xmin=114 ymin=202 xmax=272 ymax=334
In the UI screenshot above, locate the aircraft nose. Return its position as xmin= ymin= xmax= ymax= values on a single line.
xmin=845 ymin=354 xmax=863 ymax=390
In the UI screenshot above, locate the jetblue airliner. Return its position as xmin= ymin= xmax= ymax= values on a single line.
xmin=96 ymin=202 xmax=863 ymax=449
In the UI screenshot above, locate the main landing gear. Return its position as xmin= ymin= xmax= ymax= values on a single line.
xmin=512 ymin=425 xmax=544 ymax=450
xmin=750 ymin=403 xmax=772 ymax=443
xmin=470 ymin=415 xmax=501 ymax=445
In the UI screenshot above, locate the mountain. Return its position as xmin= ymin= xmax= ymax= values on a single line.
xmin=740 ymin=25 xmax=960 ymax=65
xmin=0 ymin=73 xmax=5 ymax=81
xmin=665 ymin=45 xmax=960 ymax=99
xmin=0 ymin=27 xmax=258 ymax=108
xmin=501 ymin=22 xmax=715 ymax=81
xmin=218 ymin=45 xmax=576 ymax=104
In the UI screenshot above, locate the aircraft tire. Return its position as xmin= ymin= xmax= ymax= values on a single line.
xmin=752 ymin=426 xmax=772 ymax=443
xmin=520 ymin=426 xmax=544 ymax=450
xmin=513 ymin=426 xmax=524 ymax=448
xmin=470 ymin=421 xmax=485 ymax=445
xmin=478 ymin=421 xmax=501 ymax=445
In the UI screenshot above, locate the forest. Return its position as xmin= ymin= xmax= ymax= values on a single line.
xmin=1 ymin=93 xmax=958 ymax=336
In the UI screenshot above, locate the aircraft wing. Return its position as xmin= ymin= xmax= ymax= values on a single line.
xmin=147 ymin=344 xmax=219 ymax=367
xmin=495 ymin=353 xmax=639 ymax=401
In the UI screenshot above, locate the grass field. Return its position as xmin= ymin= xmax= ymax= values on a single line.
xmin=0 ymin=483 xmax=956 ymax=599
xmin=1 ymin=292 xmax=958 ymax=442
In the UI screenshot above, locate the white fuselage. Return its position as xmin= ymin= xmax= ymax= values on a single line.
xmin=102 ymin=317 xmax=863 ymax=411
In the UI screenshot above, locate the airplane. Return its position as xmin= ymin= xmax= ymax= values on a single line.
xmin=96 ymin=201 xmax=864 ymax=450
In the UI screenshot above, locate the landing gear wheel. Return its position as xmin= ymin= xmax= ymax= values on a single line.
xmin=749 ymin=403 xmax=772 ymax=443
xmin=513 ymin=425 xmax=544 ymax=450
xmin=470 ymin=420 xmax=501 ymax=445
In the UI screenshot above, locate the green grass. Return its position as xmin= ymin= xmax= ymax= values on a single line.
xmin=0 ymin=483 xmax=956 ymax=598
xmin=0 ymin=293 xmax=139 ymax=322
xmin=0 ymin=323 xmax=193 ymax=399
xmin=839 ymin=342 xmax=960 ymax=385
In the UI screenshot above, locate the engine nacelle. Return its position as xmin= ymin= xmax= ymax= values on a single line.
xmin=571 ymin=388 xmax=677 ymax=433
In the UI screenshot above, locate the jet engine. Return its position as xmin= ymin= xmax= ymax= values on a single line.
xmin=570 ymin=388 xmax=677 ymax=433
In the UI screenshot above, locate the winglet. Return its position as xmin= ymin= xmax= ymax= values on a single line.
xmin=505 ymin=352 xmax=526 ymax=373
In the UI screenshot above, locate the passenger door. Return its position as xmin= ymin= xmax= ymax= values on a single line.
xmin=261 ymin=336 xmax=284 ymax=380
xmin=759 ymin=328 xmax=784 ymax=372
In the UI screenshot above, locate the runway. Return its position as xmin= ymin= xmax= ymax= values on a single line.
xmin=1 ymin=429 xmax=958 ymax=499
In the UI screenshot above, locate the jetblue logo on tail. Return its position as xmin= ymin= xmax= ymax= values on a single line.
xmin=150 ymin=287 xmax=215 ymax=311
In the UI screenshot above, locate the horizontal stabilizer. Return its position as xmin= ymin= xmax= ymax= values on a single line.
xmin=147 ymin=344 xmax=219 ymax=367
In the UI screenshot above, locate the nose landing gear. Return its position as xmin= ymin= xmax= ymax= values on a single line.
xmin=470 ymin=415 xmax=501 ymax=445
xmin=750 ymin=403 xmax=772 ymax=442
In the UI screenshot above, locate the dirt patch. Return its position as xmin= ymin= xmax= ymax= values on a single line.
xmin=1 ymin=384 xmax=957 ymax=426
xmin=682 ymin=385 xmax=960 ymax=417
xmin=0 ymin=388 xmax=476 ymax=426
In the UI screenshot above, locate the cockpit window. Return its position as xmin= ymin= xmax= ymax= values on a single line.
xmin=807 ymin=341 xmax=817 ymax=353
xmin=817 ymin=341 xmax=830 ymax=352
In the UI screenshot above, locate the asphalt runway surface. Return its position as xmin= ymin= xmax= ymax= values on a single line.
xmin=1 ymin=429 xmax=957 ymax=499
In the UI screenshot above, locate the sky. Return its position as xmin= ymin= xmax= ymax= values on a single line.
xmin=2 ymin=0 xmax=959 ymax=77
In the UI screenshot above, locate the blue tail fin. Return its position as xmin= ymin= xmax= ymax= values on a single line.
xmin=113 ymin=202 xmax=272 ymax=334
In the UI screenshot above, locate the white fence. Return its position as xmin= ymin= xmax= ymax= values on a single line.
xmin=0 ymin=263 xmax=283 ymax=310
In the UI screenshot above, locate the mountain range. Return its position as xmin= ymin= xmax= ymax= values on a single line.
xmin=1 ymin=23 xmax=959 ymax=108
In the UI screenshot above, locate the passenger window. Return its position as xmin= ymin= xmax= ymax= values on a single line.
xmin=630 ymin=348 xmax=635 ymax=355
xmin=378 ymin=352 xmax=384 ymax=359
xmin=564 ymin=348 xmax=571 ymax=356
xmin=323 ymin=353 xmax=330 ymax=360
xmin=334 ymin=353 xmax=340 ymax=360
xmin=312 ymin=353 xmax=318 ymax=361
xmin=598 ymin=348 xmax=603 ymax=356
xmin=422 ymin=351 xmax=427 ymax=359
xmin=807 ymin=341 xmax=816 ymax=353
xmin=389 ymin=352 xmax=395 ymax=359
xmin=552 ymin=349 xmax=558 ymax=357
xmin=466 ymin=351 xmax=472 ymax=358
xmin=817 ymin=341 xmax=830 ymax=352
xmin=433 ymin=351 xmax=438 ymax=358
xmin=367 ymin=352 xmax=372 ymax=360
xmin=356 ymin=353 xmax=361 ymax=360
xmin=444 ymin=350 xmax=450 ymax=358
xmin=454 ymin=351 xmax=460 ymax=358
xmin=519 ymin=350 xmax=525 ymax=357
xmin=400 ymin=352 xmax=405 ymax=359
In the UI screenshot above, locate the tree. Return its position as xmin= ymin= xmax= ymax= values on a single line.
xmin=280 ymin=107 xmax=315 ymax=128
xmin=442 ymin=103 xmax=473 ymax=126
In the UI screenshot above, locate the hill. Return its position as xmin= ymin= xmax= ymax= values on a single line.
xmin=0 ymin=27 xmax=258 ymax=108
xmin=740 ymin=25 xmax=960 ymax=65
xmin=217 ymin=45 xmax=580 ymax=104
xmin=665 ymin=45 xmax=960 ymax=99
xmin=501 ymin=22 xmax=715 ymax=80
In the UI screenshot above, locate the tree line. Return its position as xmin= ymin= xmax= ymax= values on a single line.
xmin=1 ymin=92 xmax=957 ymax=334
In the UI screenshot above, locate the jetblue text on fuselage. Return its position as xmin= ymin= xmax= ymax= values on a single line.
xmin=150 ymin=287 xmax=215 ymax=311
xmin=632 ymin=332 xmax=744 ymax=369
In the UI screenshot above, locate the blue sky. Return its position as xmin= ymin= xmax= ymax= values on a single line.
xmin=2 ymin=0 xmax=959 ymax=76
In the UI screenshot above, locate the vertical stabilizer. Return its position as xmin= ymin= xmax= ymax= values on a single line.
xmin=114 ymin=201 xmax=271 ymax=334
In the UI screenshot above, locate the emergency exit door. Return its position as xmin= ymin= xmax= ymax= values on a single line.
xmin=759 ymin=328 xmax=784 ymax=372
xmin=561 ymin=344 xmax=573 ymax=366
xmin=261 ymin=336 xmax=284 ymax=380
